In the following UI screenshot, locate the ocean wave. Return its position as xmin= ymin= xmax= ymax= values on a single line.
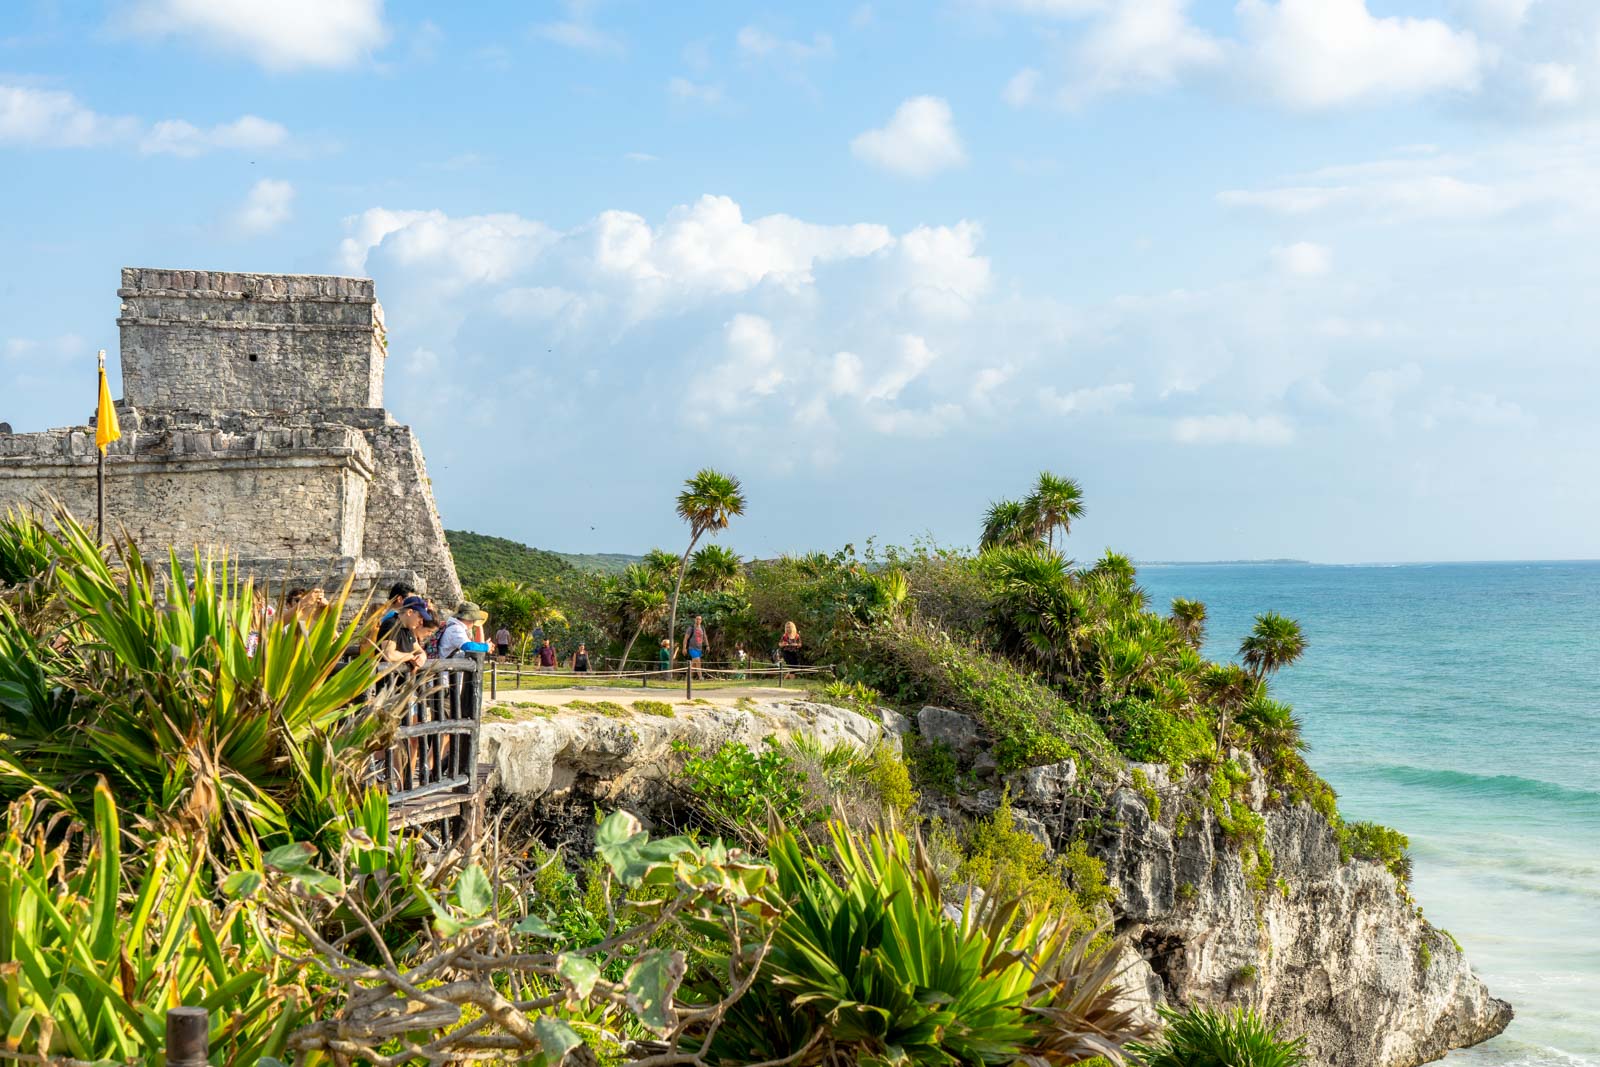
xmin=1349 ymin=764 xmax=1600 ymax=816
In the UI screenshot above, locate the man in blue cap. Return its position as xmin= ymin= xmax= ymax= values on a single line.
xmin=379 ymin=595 xmax=431 ymax=672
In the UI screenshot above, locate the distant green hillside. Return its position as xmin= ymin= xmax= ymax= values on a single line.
xmin=446 ymin=530 xmax=579 ymax=588
xmin=446 ymin=530 xmax=642 ymax=586
xmin=550 ymin=551 xmax=643 ymax=575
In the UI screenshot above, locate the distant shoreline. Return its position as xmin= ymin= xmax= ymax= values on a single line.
xmin=1136 ymin=558 xmax=1312 ymax=567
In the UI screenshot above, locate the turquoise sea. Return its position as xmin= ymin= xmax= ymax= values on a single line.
xmin=1138 ymin=562 xmax=1600 ymax=1067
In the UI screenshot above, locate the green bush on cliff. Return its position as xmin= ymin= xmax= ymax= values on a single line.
xmin=1338 ymin=820 xmax=1413 ymax=885
xmin=678 ymin=739 xmax=811 ymax=843
xmin=1112 ymin=698 xmax=1215 ymax=769
xmin=857 ymin=622 xmax=1116 ymax=774
xmin=1129 ymin=1004 xmax=1307 ymax=1067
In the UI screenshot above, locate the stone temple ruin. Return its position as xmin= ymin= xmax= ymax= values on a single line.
xmin=0 ymin=268 xmax=462 ymax=605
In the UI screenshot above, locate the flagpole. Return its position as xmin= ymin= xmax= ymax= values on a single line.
xmin=96 ymin=349 xmax=106 ymax=544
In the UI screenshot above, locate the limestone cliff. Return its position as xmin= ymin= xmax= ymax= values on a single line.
xmin=481 ymin=695 xmax=1510 ymax=1067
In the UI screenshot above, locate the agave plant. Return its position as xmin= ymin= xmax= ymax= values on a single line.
xmin=0 ymin=781 xmax=317 ymax=1064
xmin=0 ymin=507 xmax=396 ymax=845
xmin=1128 ymin=1005 xmax=1307 ymax=1067
xmin=707 ymin=821 xmax=1147 ymax=1067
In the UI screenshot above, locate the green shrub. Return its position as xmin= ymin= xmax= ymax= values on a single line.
xmin=1112 ymin=699 xmax=1215 ymax=768
xmin=863 ymin=744 xmax=918 ymax=818
xmin=0 ymin=509 xmax=389 ymax=847
xmin=706 ymin=821 xmax=1144 ymax=1067
xmin=947 ymin=797 xmax=1112 ymax=937
xmin=680 ymin=740 xmax=811 ymax=842
xmin=1129 ymin=1005 xmax=1308 ymax=1067
xmin=0 ymin=783 xmax=315 ymax=1063
xmin=905 ymin=736 xmax=960 ymax=796
xmin=1337 ymin=820 xmax=1412 ymax=885
xmin=858 ymin=623 xmax=1116 ymax=774
xmin=631 ymin=699 xmax=675 ymax=717
xmin=1131 ymin=767 xmax=1163 ymax=821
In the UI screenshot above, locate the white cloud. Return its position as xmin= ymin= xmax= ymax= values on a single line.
xmin=1062 ymin=0 xmax=1222 ymax=103
xmin=830 ymin=352 xmax=864 ymax=395
xmin=736 ymin=27 xmax=833 ymax=62
xmin=141 ymin=115 xmax=288 ymax=156
xmin=1530 ymin=62 xmax=1581 ymax=106
xmin=588 ymin=194 xmax=892 ymax=305
xmin=533 ymin=21 xmax=623 ymax=54
xmin=338 ymin=208 xmax=555 ymax=282
xmin=1236 ymin=0 xmax=1484 ymax=109
xmin=1003 ymin=68 xmax=1040 ymax=107
xmin=977 ymin=0 xmax=1106 ymax=15
xmin=851 ymin=96 xmax=966 ymax=178
xmin=1350 ymin=364 xmax=1423 ymax=420
xmin=668 ymin=77 xmax=724 ymax=104
xmin=865 ymin=402 xmax=964 ymax=437
xmin=1220 ymin=174 xmax=1508 ymax=220
xmin=1041 ymin=382 xmax=1135 ymax=414
xmin=1172 ymin=413 xmax=1295 ymax=445
xmin=0 ymin=85 xmax=138 ymax=147
xmin=863 ymin=334 xmax=936 ymax=402
xmin=121 ymin=0 xmax=388 ymax=71
xmin=713 ymin=314 xmax=784 ymax=405
xmin=1272 ymin=241 xmax=1332 ymax=276
xmin=233 ymin=178 xmax=294 ymax=235
xmin=894 ymin=221 xmax=992 ymax=317
xmin=1 ymin=84 xmax=289 ymax=157
xmin=624 ymin=151 xmax=658 ymax=163
xmin=1421 ymin=390 xmax=1527 ymax=429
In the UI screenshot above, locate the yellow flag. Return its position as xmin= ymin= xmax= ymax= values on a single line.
xmin=95 ymin=352 xmax=120 ymax=454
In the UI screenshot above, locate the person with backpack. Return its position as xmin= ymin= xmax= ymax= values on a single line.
xmin=682 ymin=615 xmax=708 ymax=678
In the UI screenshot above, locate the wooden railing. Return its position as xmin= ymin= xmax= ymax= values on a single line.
xmin=374 ymin=652 xmax=486 ymax=841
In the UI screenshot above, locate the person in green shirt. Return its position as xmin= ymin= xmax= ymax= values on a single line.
xmin=657 ymin=638 xmax=673 ymax=675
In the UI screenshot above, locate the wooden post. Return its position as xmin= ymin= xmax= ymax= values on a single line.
xmin=166 ymin=1007 xmax=209 ymax=1067
xmin=489 ymin=657 xmax=497 ymax=700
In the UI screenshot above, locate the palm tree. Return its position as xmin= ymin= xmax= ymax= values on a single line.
xmin=666 ymin=469 xmax=746 ymax=649
xmin=1200 ymin=662 xmax=1262 ymax=755
xmin=980 ymin=499 xmax=1035 ymax=551
xmin=687 ymin=544 xmax=742 ymax=592
xmin=1240 ymin=612 xmax=1308 ymax=681
xmin=641 ymin=548 xmax=680 ymax=585
xmin=1027 ymin=471 xmax=1085 ymax=551
xmin=470 ymin=578 xmax=566 ymax=639
xmin=609 ymin=563 xmax=670 ymax=670
xmin=1169 ymin=598 xmax=1207 ymax=650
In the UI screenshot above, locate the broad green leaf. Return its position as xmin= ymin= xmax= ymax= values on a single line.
xmin=534 ymin=1016 xmax=583 ymax=1061
xmin=556 ymin=954 xmax=601 ymax=999
xmin=623 ymin=948 xmax=684 ymax=1036
xmin=221 ymin=870 xmax=263 ymax=899
xmin=456 ymin=864 xmax=493 ymax=918
xmin=514 ymin=913 xmax=559 ymax=938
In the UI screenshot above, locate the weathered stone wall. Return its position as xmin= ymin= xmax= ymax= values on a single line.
xmin=0 ymin=416 xmax=374 ymax=560
xmin=117 ymin=268 xmax=385 ymax=413
xmin=362 ymin=421 xmax=462 ymax=606
xmin=0 ymin=267 xmax=461 ymax=605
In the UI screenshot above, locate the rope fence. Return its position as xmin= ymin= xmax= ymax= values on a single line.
xmin=484 ymin=657 xmax=836 ymax=701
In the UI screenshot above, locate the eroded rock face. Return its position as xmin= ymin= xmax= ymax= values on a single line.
xmin=483 ymin=698 xmax=894 ymax=812
xmin=483 ymin=700 xmax=1510 ymax=1067
xmin=1088 ymin=766 xmax=1511 ymax=1067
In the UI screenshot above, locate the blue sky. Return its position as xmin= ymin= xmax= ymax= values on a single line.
xmin=4 ymin=0 xmax=1598 ymax=564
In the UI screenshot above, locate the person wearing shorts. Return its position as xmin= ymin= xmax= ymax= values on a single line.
xmin=683 ymin=615 xmax=708 ymax=678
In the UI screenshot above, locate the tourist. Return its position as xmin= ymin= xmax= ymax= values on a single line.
xmin=379 ymin=596 xmax=430 ymax=673
xmin=734 ymin=642 xmax=748 ymax=679
xmin=437 ymin=601 xmax=484 ymax=660
xmin=379 ymin=581 xmax=414 ymax=627
xmin=682 ymin=615 xmax=708 ymax=678
xmin=657 ymin=638 xmax=673 ymax=675
xmin=779 ymin=621 xmax=802 ymax=667
xmin=538 ymin=638 xmax=558 ymax=670
xmin=571 ymin=642 xmax=591 ymax=673
xmin=494 ymin=624 xmax=512 ymax=658
xmin=418 ymin=616 xmax=443 ymax=659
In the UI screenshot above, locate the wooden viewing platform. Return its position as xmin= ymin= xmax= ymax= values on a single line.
xmin=377 ymin=654 xmax=490 ymax=848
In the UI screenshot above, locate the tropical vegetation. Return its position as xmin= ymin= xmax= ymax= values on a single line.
xmin=0 ymin=458 xmax=1428 ymax=1064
